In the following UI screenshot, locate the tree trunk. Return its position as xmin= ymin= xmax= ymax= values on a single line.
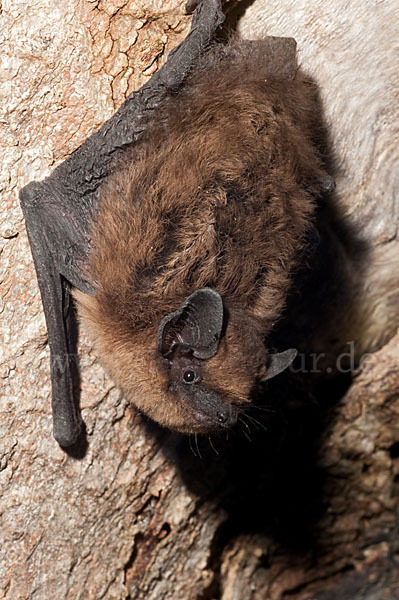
xmin=1 ymin=1 xmax=397 ymax=599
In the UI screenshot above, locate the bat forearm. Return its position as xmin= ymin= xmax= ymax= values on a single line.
xmin=21 ymin=196 xmax=82 ymax=446
xmin=41 ymin=0 xmax=225 ymax=204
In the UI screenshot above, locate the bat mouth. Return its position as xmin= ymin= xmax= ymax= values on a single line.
xmin=178 ymin=385 xmax=239 ymax=433
xmin=190 ymin=404 xmax=238 ymax=433
xmin=170 ymin=403 xmax=239 ymax=435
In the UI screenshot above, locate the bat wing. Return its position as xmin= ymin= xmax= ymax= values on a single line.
xmin=19 ymin=0 xmax=225 ymax=448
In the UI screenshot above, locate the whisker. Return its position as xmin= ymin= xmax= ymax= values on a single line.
xmin=245 ymin=413 xmax=268 ymax=433
xmin=249 ymin=405 xmax=277 ymax=414
xmin=238 ymin=416 xmax=252 ymax=442
xmin=189 ymin=434 xmax=197 ymax=457
xmin=239 ymin=415 xmax=251 ymax=432
xmin=243 ymin=404 xmax=279 ymax=413
xmin=195 ymin=432 xmax=202 ymax=459
xmin=208 ymin=435 xmax=219 ymax=455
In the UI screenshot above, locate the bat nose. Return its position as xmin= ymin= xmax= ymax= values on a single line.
xmin=217 ymin=410 xmax=227 ymax=423
xmin=216 ymin=406 xmax=237 ymax=428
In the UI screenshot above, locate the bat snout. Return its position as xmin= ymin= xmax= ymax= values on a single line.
xmin=192 ymin=406 xmax=238 ymax=432
xmin=189 ymin=387 xmax=238 ymax=432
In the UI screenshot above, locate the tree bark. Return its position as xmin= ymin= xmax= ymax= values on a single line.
xmin=1 ymin=1 xmax=398 ymax=599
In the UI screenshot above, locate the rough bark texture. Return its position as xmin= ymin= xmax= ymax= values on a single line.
xmin=1 ymin=1 xmax=398 ymax=599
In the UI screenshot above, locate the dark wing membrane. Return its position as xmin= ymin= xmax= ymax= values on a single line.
xmin=19 ymin=0 xmax=225 ymax=447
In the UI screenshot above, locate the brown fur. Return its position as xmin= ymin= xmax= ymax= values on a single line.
xmin=74 ymin=40 xmax=328 ymax=433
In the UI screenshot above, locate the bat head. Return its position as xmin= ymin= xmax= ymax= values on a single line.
xmin=157 ymin=288 xmax=235 ymax=432
xmin=154 ymin=288 xmax=296 ymax=433
xmin=75 ymin=287 xmax=296 ymax=435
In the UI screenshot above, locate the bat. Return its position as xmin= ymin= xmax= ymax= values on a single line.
xmin=20 ymin=0 xmax=334 ymax=447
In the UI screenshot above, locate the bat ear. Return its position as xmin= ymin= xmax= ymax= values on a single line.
xmin=261 ymin=348 xmax=297 ymax=381
xmin=158 ymin=288 xmax=224 ymax=359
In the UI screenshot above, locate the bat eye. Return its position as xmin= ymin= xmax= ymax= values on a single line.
xmin=182 ymin=369 xmax=197 ymax=384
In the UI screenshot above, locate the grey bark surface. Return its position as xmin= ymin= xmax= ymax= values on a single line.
xmin=1 ymin=1 xmax=398 ymax=599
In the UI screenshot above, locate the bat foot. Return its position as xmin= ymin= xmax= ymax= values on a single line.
xmin=54 ymin=419 xmax=89 ymax=458
xmin=53 ymin=421 xmax=82 ymax=449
